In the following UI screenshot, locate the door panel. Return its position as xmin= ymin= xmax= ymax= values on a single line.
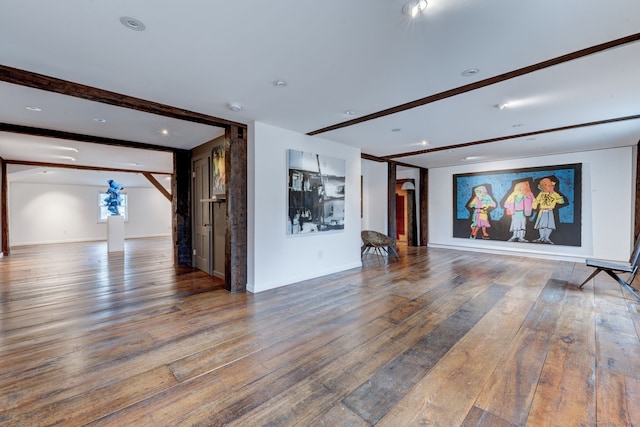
xmin=193 ymin=157 xmax=211 ymax=274
xmin=212 ymin=201 xmax=226 ymax=279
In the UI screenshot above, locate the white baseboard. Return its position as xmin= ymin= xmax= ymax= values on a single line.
xmin=427 ymin=243 xmax=586 ymax=263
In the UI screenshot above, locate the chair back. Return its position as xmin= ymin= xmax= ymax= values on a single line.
xmin=361 ymin=230 xmax=373 ymax=246
xmin=361 ymin=230 xmax=394 ymax=246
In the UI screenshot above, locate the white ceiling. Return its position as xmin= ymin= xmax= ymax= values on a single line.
xmin=1 ymin=0 xmax=639 ymax=187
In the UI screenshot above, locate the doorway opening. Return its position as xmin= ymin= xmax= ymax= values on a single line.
xmin=192 ymin=138 xmax=226 ymax=280
xmin=396 ymin=178 xmax=417 ymax=247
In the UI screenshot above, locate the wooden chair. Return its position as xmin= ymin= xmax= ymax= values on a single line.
xmin=579 ymin=234 xmax=640 ymax=300
xmin=361 ymin=230 xmax=399 ymax=258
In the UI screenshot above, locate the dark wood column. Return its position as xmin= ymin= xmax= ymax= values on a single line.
xmin=420 ymin=168 xmax=428 ymax=246
xmin=224 ymin=125 xmax=247 ymax=293
xmin=388 ymin=162 xmax=397 ymax=246
xmin=1 ymin=159 xmax=8 ymax=256
xmin=173 ymin=150 xmax=192 ymax=266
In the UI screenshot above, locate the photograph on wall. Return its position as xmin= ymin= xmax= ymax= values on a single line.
xmin=453 ymin=163 xmax=582 ymax=246
xmin=287 ymin=149 xmax=346 ymax=234
xmin=211 ymin=144 xmax=225 ymax=195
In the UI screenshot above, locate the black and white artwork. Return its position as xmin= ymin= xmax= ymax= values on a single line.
xmin=287 ymin=149 xmax=346 ymax=234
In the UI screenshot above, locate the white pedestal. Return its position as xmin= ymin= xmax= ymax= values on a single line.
xmin=107 ymin=215 xmax=125 ymax=252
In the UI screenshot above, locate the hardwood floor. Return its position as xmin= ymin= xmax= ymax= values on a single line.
xmin=1 ymin=237 xmax=639 ymax=426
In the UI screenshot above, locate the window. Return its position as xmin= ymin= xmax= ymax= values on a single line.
xmin=98 ymin=192 xmax=128 ymax=222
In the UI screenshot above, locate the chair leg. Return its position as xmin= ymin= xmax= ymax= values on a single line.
xmin=579 ymin=268 xmax=640 ymax=300
xmin=604 ymin=270 xmax=640 ymax=300
xmin=362 ymin=244 xmax=374 ymax=256
xmin=579 ymin=268 xmax=603 ymax=288
xmin=388 ymin=245 xmax=399 ymax=258
xmin=622 ymin=284 xmax=640 ymax=300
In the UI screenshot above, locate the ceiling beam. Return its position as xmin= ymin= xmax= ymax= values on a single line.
xmin=382 ymin=113 xmax=640 ymax=160
xmin=360 ymin=152 xmax=426 ymax=169
xmin=143 ymin=171 xmax=172 ymax=202
xmin=0 ymin=65 xmax=245 ymax=129
xmin=0 ymin=122 xmax=180 ymax=153
xmin=361 ymin=153 xmax=385 ymax=162
xmin=308 ymin=32 xmax=640 ymax=136
xmin=3 ymin=159 xmax=169 ymax=176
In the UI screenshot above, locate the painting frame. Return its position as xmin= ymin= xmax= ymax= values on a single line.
xmin=211 ymin=144 xmax=225 ymax=196
xmin=287 ymin=149 xmax=346 ymax=235
xmin=453 ymin=163 xmax=582 ymax=246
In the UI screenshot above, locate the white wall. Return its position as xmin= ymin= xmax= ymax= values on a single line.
xmin=247 ymin=121 xmax=362 ymax=293
xmin=428 ymin=147 xmax=634 ymax=262
xmin=9 ymin=182 xmax=172 ymax=246
xmin=361 ymin=159 xmax=388 ymax=234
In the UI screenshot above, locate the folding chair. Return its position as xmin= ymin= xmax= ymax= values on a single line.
xmin=578 ymin=234 xmax=640 ymax=300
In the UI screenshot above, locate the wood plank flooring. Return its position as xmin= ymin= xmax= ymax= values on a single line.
xmin=1 ymin=237 xmax=639 ymax=426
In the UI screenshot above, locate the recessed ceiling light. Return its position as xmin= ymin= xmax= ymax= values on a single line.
xmin=272 ymin=80 xmax=287 ymax=88
xmin=461 ymin=68 xmax=480 ymax=77
xmin=94 ymin=118 xmax=107 ymax=123
xmin=56 ymin=155 xmax=76 ymax=161
xmin=57 ymin=146 xmax=79 ymax=153
xmin=25 ymin=106 xmax=42 ymax=111
xmin=463 ymin=156 xmax=480 ymax=161
xmin=497 ymin=102 xmax=512 ymax=110
xmin=119 ymin=16 xmax=146 ymax=32
xmin=421 ymin=140 xmax=428 ymax=145
xmin=345 ymin=110 xmax=357 ymax=116
xmin=227 ymin=103 xmax=243 ymax=112
xmin=161 ymin=129 xmax=169 ymax=136
xmin=402 ymin=0 xmax=428 ymax=17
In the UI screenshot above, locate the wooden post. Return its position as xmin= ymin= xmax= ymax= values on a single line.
xmin=1 ymin=159 xmax=8 ymax=256
xmin=420 ymin=168 xmax=429 ymax=246
xmin=407 ymin=183 xmax=418 ymax=246
xmin=388 ymin=162 xmax=397 ymax=247
xmin=173 ymin=150 xmax=192 ymax=266
xmin=225 ymin=125 xmax=247 ymax=293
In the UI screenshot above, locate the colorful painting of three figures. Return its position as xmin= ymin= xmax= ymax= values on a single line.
xmin=453 ymin=163 xmax=582 ymax=247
